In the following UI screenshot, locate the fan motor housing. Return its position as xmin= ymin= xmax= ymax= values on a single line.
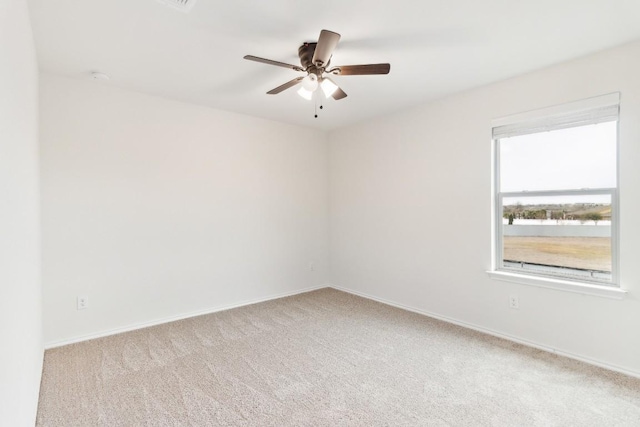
xmin=298 ymin=43 xmax=316 ymax=69
xmin=298 ymin=42 xmax=331 ymax=73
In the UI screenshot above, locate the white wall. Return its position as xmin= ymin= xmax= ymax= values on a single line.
xmin=329 ymin=40 xmax=640 ymax=375
xmin=0 ymin=0 xmax=43 ymax=425
xmin=40 ymin=74 xmax=329 ymax=345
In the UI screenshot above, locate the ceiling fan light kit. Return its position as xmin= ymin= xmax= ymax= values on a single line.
xmin=244 ymin=29 xmax=390 ymax=114
xmin=320 ymin=78 xmax=339 ymax=98
xmin=297 ymin=86 xmax=314 ymax=101
xmin=301 ymin=74 xmax=318 ymax=92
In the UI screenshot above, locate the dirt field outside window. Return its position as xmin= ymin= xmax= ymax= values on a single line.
xmin=503 ymin=236 xmax=611 ymax=272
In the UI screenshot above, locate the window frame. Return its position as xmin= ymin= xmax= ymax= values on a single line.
xmin=489 ymin=93 xmax=624 ymax=297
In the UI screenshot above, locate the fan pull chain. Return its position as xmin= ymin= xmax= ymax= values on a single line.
xmin=313 ymin=91 xmax=324 ymax=119
xmin=314 ymin=93 xmax=318 ymax=118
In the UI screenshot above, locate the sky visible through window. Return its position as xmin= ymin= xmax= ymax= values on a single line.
xmin=500 ymin=121 xmax=616 ymax=205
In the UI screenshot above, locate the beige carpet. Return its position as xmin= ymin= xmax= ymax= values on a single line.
xmin=37 ymin=288 xmax=640 ymax=426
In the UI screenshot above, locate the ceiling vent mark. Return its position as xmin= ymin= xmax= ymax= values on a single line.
xmin=155 ymin=0 xmax=198 ymax=13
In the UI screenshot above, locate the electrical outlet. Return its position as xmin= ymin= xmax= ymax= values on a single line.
xmin=309 ymin=261 xmax=315 ymax=272
xmin=77 ymin=296 xmax=89 ymax=310
xmin=509 ymin=295 xmax=519 ymax=309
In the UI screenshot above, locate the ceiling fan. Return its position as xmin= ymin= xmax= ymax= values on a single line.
xmin=244 ymin=29 xmax=390 ymax=102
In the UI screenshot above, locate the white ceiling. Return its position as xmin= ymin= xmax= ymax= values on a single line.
xmin=28 ymin=0 xmax=640 ymax=131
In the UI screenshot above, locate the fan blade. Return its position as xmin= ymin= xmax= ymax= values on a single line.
xmin=334 ymin=63 xmax=390 ymax=75
xmin=244 ymin=55 xmax=303 ymax=72
xmin=267 ymin=77 xmax=304 ymax=94
xmin=332 ymin=87 xmax=347 ymax=100
xmin=312 ymin=30 xmax=341 ymax=66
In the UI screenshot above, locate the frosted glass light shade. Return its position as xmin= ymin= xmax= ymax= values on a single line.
xmin=321 ymin=78 xmax=338 ymax=97
xmin=301 ymin=75 xmax=318 ymax=91
xmin=297 ymin=87 xmax=314 ymax=100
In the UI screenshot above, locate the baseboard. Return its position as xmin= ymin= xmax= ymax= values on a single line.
xmin=329 ymin=284 xmax=640 ymax=380
xmin=45 ymin=283 xmax=640 ymax=379
xmin=44 ymin=284 xmax=328 ymax=349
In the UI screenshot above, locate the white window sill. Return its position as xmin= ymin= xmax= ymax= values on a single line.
xmin=486 ymin=270 xmax=627 ymax=300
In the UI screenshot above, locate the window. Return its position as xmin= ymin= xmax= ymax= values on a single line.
xmin=492 ymin=93 xmax=620 ymax=289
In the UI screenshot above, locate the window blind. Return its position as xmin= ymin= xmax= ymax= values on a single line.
xmin=492 ymin=93 xmax=620 ymax=140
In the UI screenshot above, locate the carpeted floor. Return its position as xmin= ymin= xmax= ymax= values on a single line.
xmin=37 ymin=288 xmax=640 ymax=426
